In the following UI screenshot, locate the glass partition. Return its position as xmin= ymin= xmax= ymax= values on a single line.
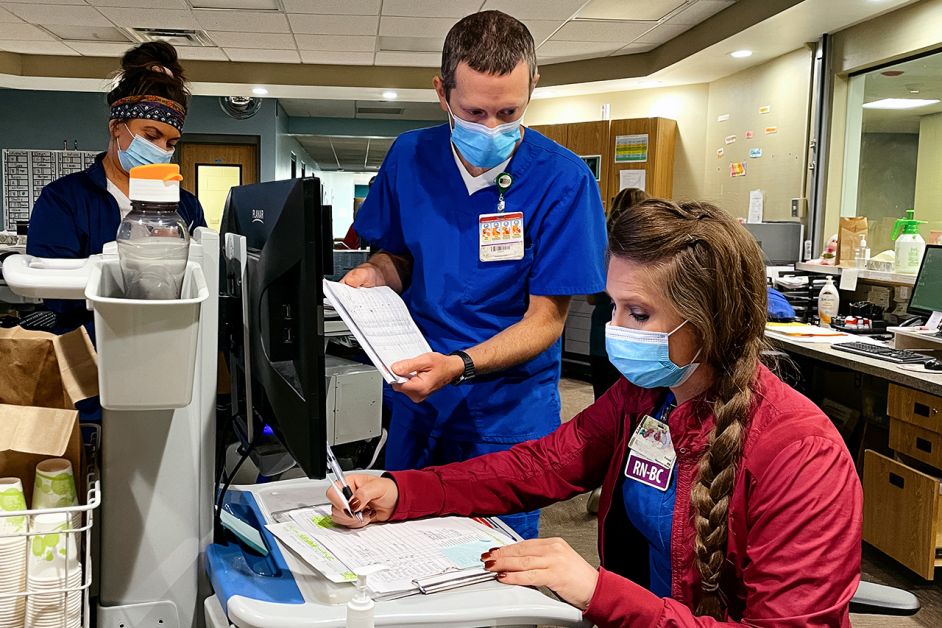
xmin=840 ymin=52 xmax=942 ymax=255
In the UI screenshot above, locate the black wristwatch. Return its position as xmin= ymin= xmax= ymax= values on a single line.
xmin=449 ymin=350 xmax=476 ymax=385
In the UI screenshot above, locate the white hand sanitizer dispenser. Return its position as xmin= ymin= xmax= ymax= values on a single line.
xmin=347 ymin=565 xmax=386 ymax=628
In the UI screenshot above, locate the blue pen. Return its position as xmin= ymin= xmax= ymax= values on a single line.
xmin=326 ymin=444 xmax=364 ymax=522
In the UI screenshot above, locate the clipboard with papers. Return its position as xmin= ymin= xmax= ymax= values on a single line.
xmin=266 ymin=505 xmax=519 ymax=600
xmin=322 ymin=280 xmax=432 ymax=384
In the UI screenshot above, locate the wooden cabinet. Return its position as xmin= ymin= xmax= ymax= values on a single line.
xmin=863 ymin=450 xmax=942 ymax=580
xmin=529 ymin=117 xmax=676 ymax=212
xmin=864 ymin=383 xmax=942 ymax=578
xmin=607 ymin=117 xmax=677 ymax=203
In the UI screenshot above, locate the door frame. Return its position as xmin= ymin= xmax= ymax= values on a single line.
xmin=177 ymin=133 xmax=261 ymax=184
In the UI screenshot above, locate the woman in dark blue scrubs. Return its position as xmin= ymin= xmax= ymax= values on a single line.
xmin=26 ymin=41 xmax=206 ymax=338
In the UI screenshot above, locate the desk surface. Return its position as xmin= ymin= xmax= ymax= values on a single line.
xmin=214 ymin=478 xmax=587 ymax=628
xmin=767 ymin=334 xmax=942 ymax=397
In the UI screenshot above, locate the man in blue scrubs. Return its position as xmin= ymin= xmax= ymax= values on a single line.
xmin=345 ymin=11 xmax=607 ymax=538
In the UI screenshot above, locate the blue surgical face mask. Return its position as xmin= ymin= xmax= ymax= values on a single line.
xmin=605 ymin=321 xmax=701 ymax=389
xmin=117 ymin=123 xmax=174 ymax=172
xmin=447 ymin=103 xmax=523 ymax=169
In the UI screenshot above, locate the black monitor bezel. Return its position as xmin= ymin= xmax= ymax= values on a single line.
xmin=907 ymin=244 xmax=942 ymax=317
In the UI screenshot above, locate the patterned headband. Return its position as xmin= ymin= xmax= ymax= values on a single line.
xmin=109 ymin=95 xmax=186 ymax=131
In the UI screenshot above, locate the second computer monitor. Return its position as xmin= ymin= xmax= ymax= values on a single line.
xmin=908 ymin=244 xmax=942 ymax=317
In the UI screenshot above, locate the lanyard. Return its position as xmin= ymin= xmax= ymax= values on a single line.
xmin=653 ymin=393 xmax=676 ymax=424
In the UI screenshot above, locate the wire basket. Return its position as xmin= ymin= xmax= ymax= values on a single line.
xmin=0 ymin=424 xmax=101 ymax=628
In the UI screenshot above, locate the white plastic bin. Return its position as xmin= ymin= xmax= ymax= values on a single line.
xmin=85 ymin=258 xmax=208 ymax=410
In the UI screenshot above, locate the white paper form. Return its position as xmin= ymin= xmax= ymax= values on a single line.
xmin=289 ymin=506 xmax=514 ymax=596
xmin=323 ymin=280 xmax=433 ymax=384
xmin=619 ymin=169 xmax=646 ymax=192
xmin=266 ymin=521 xmax=357 ymax=583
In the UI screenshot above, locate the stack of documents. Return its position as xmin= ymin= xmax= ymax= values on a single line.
xmin=323 ymin=280 xmax=432 ymax=383
xmin=765 ymin=322 xmax=849 ymax=343
xmin=267 ymin=506 xmax=515 ymax=599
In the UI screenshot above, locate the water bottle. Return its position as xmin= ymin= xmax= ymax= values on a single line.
xmin=116 ymin=164 xmax=190 ymax=300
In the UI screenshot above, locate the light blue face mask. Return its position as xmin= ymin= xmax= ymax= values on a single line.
xmin=447 ymin=103 xmax=523 ymax=169
xmin=605 ymin=321 xmax=701 ymax=389
xmin=117 ymin=123 xmax=174 ymax=173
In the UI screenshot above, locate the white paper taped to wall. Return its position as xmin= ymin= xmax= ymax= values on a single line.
xmin=619 ymin=169 xmax=646 ymax=192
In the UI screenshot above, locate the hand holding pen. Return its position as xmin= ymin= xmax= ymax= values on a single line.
xmin=325 ymin=472 xmax=400 ymax=529
xmin=326 ymin=444 xmax=364 ymax=522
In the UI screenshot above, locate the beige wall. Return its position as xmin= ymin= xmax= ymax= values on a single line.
xmin=525 ymin=84 xmax=709 ymax=202
xmin=914 ymin=112 xmax=942 ymax=241
xmin=703 ymin=47 xmax=812 ymax=220
xmin=526 ymin=48 xmax=812 ymax=219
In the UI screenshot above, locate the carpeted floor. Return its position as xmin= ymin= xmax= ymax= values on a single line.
xmin=540 ymin=377 xmax=941 ymax=627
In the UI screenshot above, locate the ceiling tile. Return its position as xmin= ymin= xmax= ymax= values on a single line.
xmin=0 ymin=39 xmax=79 ymax=54
xmin=614 ymin=41 xmax=657 ymax=55
xmin=300 ymin=50 xmax=374 ymax=65
xmin=481 ymin=0 xmax=587 ymax=20
xmin=224 ymin=47 xmax=301 ymax=63
xmin=97 ymin=8 xmax=200 ymax=30
xmin=191 ymin=0 xmax=279 ymax=8
xmin=374 ymin=50 xmax=439 ymax=66
xmin=553 ymin=20 xmax=654 ymax=42
xmin=379 ymin=16 xmax=456 ymax=39
xmin=209 ymin=31 xmax=295 ymax=49
xmin=0 ymin=22 xmax=54 ymax=41
xmin=669 ymin=0 xmax=735 ymax=25
xmin=282 ymin=0 xmax=381 ymax=15
xmin=378 ymin=35 xmax=441 ymax=53
xmin=288 ymin=14 xmax=378 ymax=36
xmin=381 ymin=0 xmax=481 ymax=18
xmin=66 ymin=41 xmax=137 ymax=56
xmin=634 ymin=22 xmax=694 ymax=43
xmin=194 ymin=10 xmax=289 ymax=33
xmin=3 ymin=0 xmax=85 ymax=4
xmin=294 ymin=34 xmax=375 ymax=52
xmin=522 ymin=19 xmax=564 ymax=45
xmin=44 ymin=25 xmax=133 ymax=42
xmin=89 ymin=0 xmax=187 ymax=6
xmin=0 ymin=7 xmax=23 ymax=23
xmin=537 ymin=40 xmax=623 ymax=62
xmin=3 ymin=4 xmax=112 ymax=27
xmin=576 ymin=0 xmax=685 ymax=21
xmin=175 ymin=46 xmax=229 ymax=61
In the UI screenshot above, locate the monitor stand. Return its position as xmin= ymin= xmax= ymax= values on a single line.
xmin=893 ymin=312 xmax=942 ymax=351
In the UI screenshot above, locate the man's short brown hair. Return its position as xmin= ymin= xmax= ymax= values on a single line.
xmin=440 ymin=10 xmax=538 ymax=97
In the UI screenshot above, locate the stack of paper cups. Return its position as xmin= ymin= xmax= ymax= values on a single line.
xmin=33 ymin=459 xmax=81 ymax=530
xmin=26 ymin=512 xmax=81 ymax=628
xmin=0 ymin=477 xmax=28 ymax=628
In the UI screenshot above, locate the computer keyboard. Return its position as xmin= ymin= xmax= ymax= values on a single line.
xmin=832 ymin=341 xmax=929 ymax=364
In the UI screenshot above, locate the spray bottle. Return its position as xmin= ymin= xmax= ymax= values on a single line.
xmin=346 ymin=565 xmax=386 ymax=628
xmin=892 ymin=209 xmax=927 ymax=274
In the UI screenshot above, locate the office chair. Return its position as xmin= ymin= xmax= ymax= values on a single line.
xmin=850 ymin=580 xmax=920 ymax=616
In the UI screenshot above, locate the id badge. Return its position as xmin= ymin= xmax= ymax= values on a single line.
xmin=479 ymin=212 xmax=524 ymax=262
xmin=624 ymin=450 xmax=675 ymax=492
xmin=627 ymin=415 xmax=676 ymax=468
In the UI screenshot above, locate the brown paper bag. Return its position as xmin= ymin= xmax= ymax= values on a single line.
xmin=837 ymin=217 xmax=868 ymax=267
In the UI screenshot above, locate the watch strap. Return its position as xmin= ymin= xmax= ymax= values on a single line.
xmin=449 ymin=350 xmax=476 ymax=385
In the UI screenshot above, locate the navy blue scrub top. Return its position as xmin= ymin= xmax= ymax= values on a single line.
xmin=622 ymin=393 xmax=677 ymax=598
xmin=26 ymin=152 xmax=206 ymax=338
xmin=355 ymin=124 xmax=607 ymax=443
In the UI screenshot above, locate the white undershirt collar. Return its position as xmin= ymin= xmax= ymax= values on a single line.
xmin=106 ymin=179 xmax=133 ymax=219
xmin=451 ymin=144 xmax=512 ymax=196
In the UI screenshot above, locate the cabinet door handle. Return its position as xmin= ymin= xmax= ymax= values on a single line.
xmin=916 ymin=437 xmax=933 ymax=454
xmin=889 ymin=472 xmax=905 ymax=489
xmin=914 ymin=402 xmax=930 ymax=417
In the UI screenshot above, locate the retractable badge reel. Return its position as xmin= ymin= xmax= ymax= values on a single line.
xmin=478 ymin=172 xmax=525 ymax=262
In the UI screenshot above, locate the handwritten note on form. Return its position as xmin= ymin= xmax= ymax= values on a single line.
xmin=323 ymin=280 xmax=432 ymax=384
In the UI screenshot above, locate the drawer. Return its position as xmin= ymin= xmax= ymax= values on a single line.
xmin=890 ymin=419 xmax=942 ymax=470
xmin=863 ymin=450 xmax=942 ymax=579
xmin=888 ymin=384 xmax=942 ymax=435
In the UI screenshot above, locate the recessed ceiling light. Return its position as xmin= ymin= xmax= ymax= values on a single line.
xmin=252 ymin=87 xmax=268 ymax=96
xmin=382 ymin=90 xmax=398 ymax=100
xmin=862 ymin=98 xmax=940 ymax=110
xmin=730 ymin=50 xmax=752 ymax=59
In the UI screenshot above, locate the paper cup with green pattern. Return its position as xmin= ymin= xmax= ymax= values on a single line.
xmin=0 ymin=477 xmax=28 ymax=534
xmin=27 ymin=512 xmax=80 ymax=580
xmin=32 ymin=459 xmax=78 ymax=518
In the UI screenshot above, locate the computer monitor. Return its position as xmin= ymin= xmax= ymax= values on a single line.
xmin=908 ymin=244 xmax=942 ymax=317
xmin=219 ymin=178 xmax=333 ymax=479
xmin=743 ymin=222 xmax=804 ymax=265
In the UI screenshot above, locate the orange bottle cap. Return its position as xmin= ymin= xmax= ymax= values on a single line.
xmin=129 ymin=163 xmax=183 ymax=183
